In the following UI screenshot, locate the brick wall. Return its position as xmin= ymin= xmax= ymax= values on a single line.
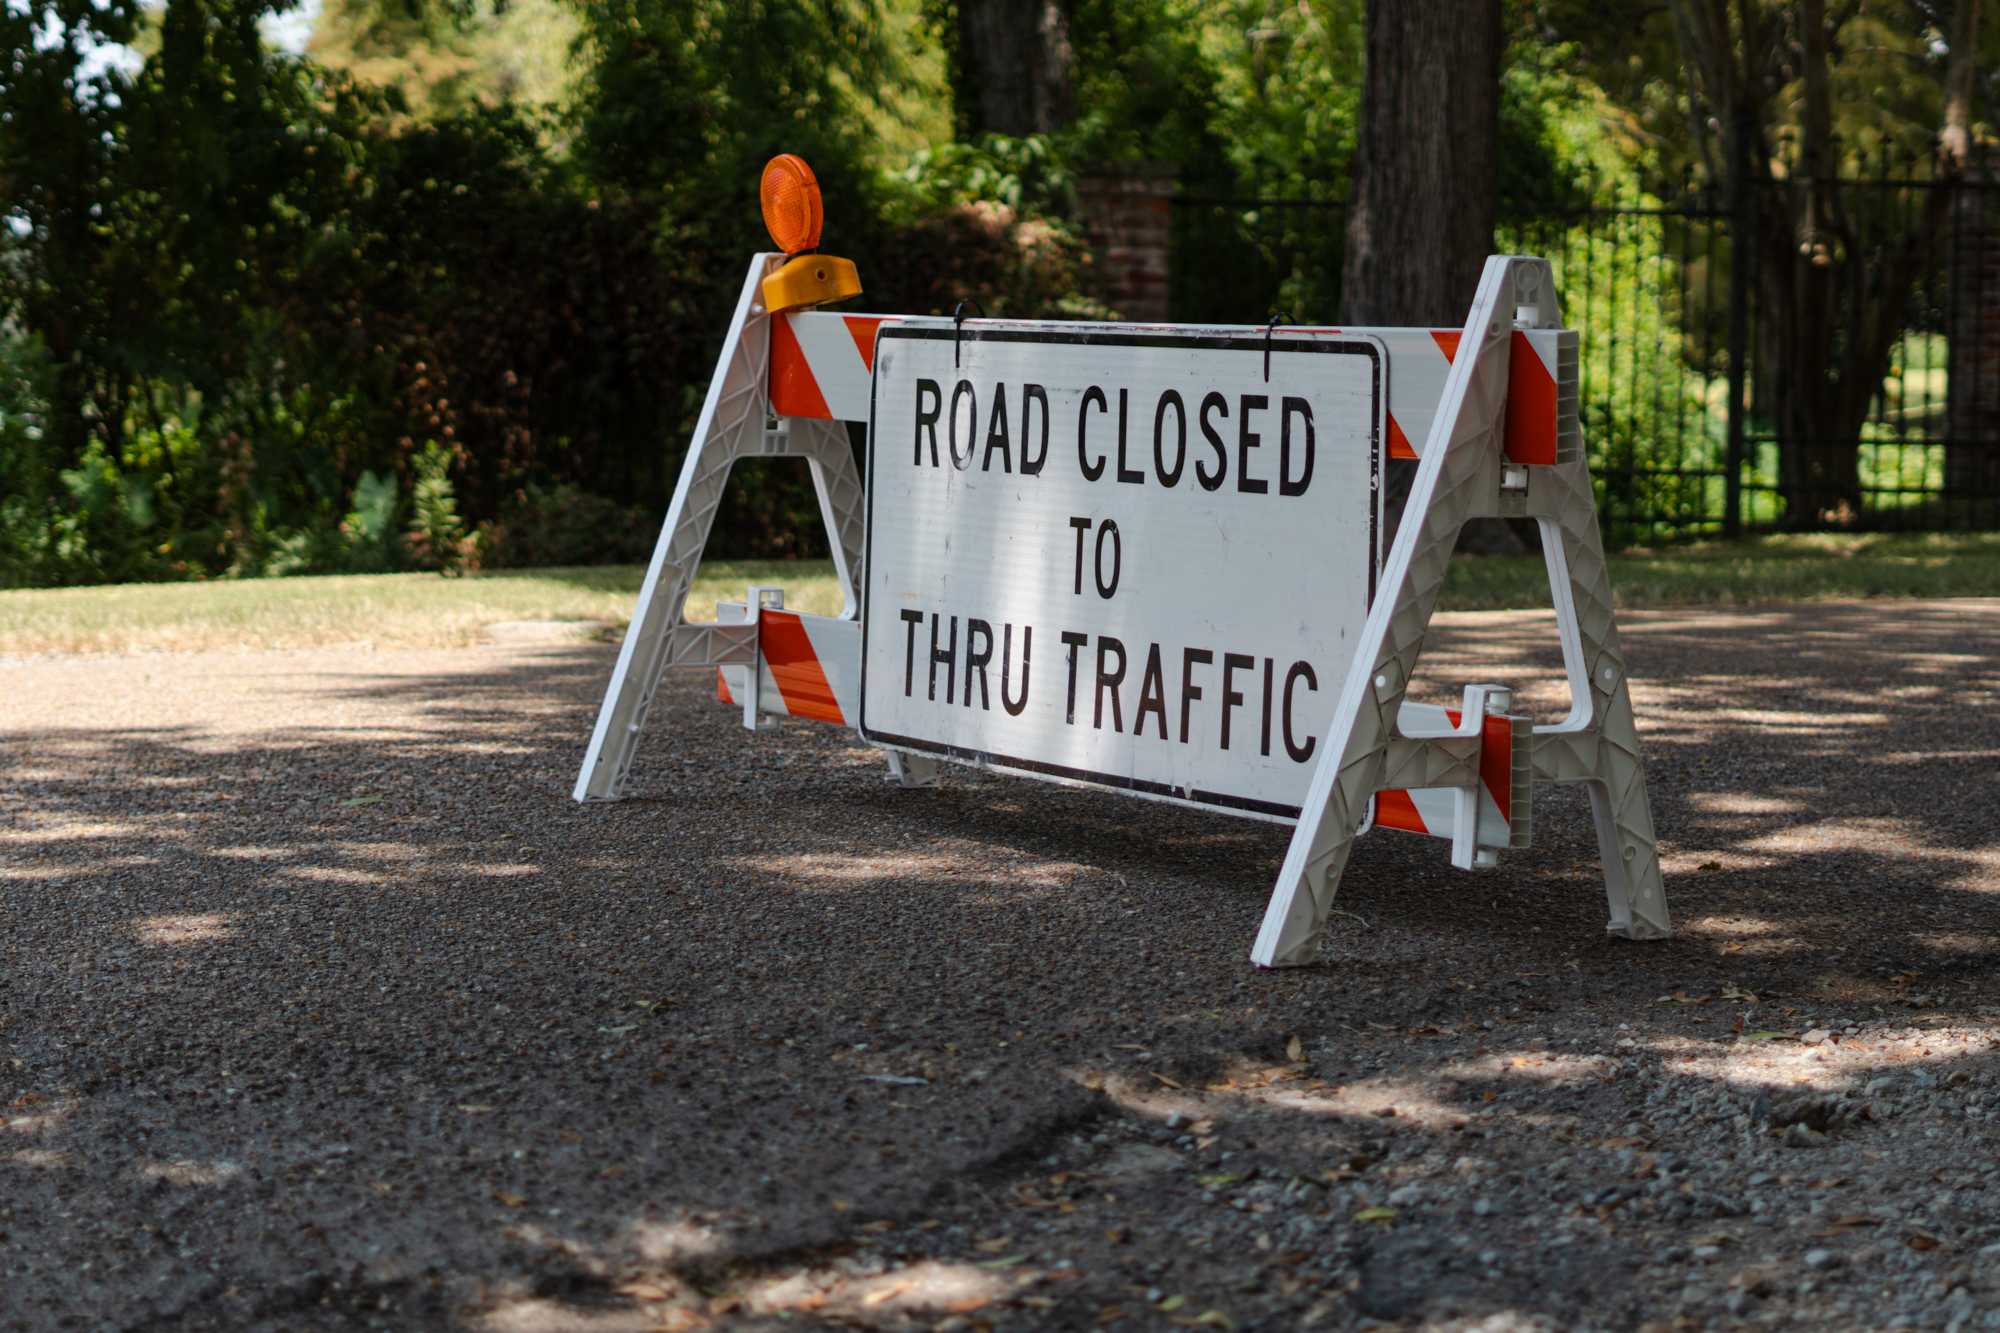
xmin=1076 ymin=163 xmax=1178 ymax=323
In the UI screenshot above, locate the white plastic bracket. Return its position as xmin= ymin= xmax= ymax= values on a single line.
xmin=740 ymin=585 xmax=784 ymax=731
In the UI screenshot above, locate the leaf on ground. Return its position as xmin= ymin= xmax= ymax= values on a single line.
xmin=1721 ymin=984 xmax=1758 ymax=1002
xmin=598 ymin=1025 xmax=636 ymax=1036
xmin=493 ymin=1190 xmax=527 ymax=1208
xmin=1740 ymin=1030 xmax=1792 ymax=1043
xmin=1196 ymin=1173 xmax=1241 ymax=1187
xmin=1156 ymin=1294 xmax=1187 ymax=1312
xmin=861 ymin=1282 xmax=910 ymax=1307
xmin=975 ymin=1236 xmax=1015 ymax=1252
xmin=1285 ymin=1034 xmax=1304 ymax=1063
xmin=1906 ymin=1232 xmax=1943 ymax=1251
xmin=1353 ymin=1206 xmax=1398 ymax=1223
xmin=1194 ymin=1312 xmax=1236 ymax=1330
xmin=1150 ymin=1071 xmax=1183 ymax=1089
xmin=977 ymin=1254 xmax=1028 ymax=1269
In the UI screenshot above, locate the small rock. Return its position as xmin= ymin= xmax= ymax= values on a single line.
xmin=1100 ymin=1144 xmax=1184 ymax=1179
xmin=1802 ymin=1028 xmax=1832 ymax=1046
xmin=1693 ymin=1245 xmax=1723 ymax=1261
xmin=1804 ymin=1248 xmax=1840 ymax=1270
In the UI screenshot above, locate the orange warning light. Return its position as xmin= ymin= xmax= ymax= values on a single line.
xmin=760 ymin=154 xmax=824 ymax=255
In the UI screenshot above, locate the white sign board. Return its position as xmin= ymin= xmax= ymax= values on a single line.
xmin=860 ymin=326 xmax=1384 ymax=820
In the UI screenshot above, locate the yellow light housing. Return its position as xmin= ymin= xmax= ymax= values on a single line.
xmin=757 ymin=154 xmax=861 ymax=313
xmin=762 ymin=253 xmax=862 ymax=314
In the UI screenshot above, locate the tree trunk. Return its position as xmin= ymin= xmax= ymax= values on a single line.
xmin=1336 ymin=0 xmax=1501 ymax=328
xmin=1339 ymin=0 xmax=1513 ymax=551
xmin=953 ymin=0 xmax=1074 ymax=138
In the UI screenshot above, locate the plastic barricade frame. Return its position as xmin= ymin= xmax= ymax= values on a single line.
xmin=573 ymin=252 xmax=1671 ymax=966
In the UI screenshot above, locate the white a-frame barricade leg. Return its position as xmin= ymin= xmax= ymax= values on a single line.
xmin=1249 ymin=255 xmax=1670 ymax=967
xmin=574 ymin=254 xmax=889 ymax=802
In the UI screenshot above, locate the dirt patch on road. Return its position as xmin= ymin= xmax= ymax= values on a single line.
xmin=3 ymin=601 xmax=1997 ymax=1330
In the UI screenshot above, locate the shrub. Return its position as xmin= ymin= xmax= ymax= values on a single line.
xmin=477 ymin=483 xmax=656 ymax=569
xmin=405 ymin=442 xmax=472 ymax=574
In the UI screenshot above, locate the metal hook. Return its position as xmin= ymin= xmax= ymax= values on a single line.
xmin=952 ymin=299 xmax=986 ymax=369
xmin=1263 ymin=313 xmax=1292 ymax=383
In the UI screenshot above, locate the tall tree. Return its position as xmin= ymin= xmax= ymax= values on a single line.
xmin=0 ymin=0 xmax=142 ymax=472
xmin=1336 ymin=0 xmax=1502 ymax=327
xmin=1670 ymin=0 xmax=1986 ymax=525
xmin=950 ymin=0 xmax=1075 ymax=137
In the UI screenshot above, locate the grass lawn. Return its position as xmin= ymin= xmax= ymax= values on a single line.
xmin=0 ymin=561 xmax=847 ymax=657
xmin=3 ymin=533 xmax=1998 ymax=657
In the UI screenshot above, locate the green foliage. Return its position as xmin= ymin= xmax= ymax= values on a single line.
xmin=477 ymin=483 xmax=656 ymax=568
xmin=308 ymin=0 xmax=582 ymax=119
xmin=11 ymin=0 xmax=1965 ymax=588
xmin=569 ymin=0 xmax=893 ymax=252
xmin=340 ymin=470 xmax=403 ymax=573
xmin=894 ymin=133 xmax=1077 ymax=219
xmin=406 ymin=442 xmax=470 ymax=573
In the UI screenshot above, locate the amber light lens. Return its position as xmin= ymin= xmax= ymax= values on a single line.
xmin=760 ymin=154 xmax=824 ymax=255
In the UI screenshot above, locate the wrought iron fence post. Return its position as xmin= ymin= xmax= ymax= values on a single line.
xmin=1723 ymin=108 xmax=1754 ymax=538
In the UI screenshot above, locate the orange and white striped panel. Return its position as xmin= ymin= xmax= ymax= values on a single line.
xmin=715 ymin=609 xmax=861 ymax=727
xmin=769 ymin=312 xmax=1569 ymax=466
xmin=714 ymin=604 xmax=1513 ymax=849
xmin=1370 ymin=705 xmax=1516 ymax=848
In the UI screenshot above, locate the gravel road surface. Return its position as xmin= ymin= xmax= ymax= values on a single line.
xmin=4 ymin=600 xmax=1998 ymax=1331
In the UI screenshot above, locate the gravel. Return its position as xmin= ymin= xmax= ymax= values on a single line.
xmin=2 ymin=598 xmax=1998 ymax=1331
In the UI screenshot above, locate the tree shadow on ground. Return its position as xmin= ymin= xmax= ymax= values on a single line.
xmin=1 ymin=604 xmax=1995 ymax=1329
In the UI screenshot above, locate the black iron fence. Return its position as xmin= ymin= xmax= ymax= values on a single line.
xmin=1168 ymin=149 xmax=2000 ymax=544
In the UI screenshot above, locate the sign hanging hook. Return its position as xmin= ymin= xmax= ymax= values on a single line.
xmin=952 ymin=299 xmax=986 ymax=369
xmin=1263 ymin=313 xmax=1293 ymax=383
